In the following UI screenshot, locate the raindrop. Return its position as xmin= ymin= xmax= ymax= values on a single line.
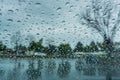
xmin=64 ymin=28 xmax=67 ymax=30
xmin=41 ymin=11 xmax=45 ymax=14
xmin=51 ymin=13 xmax=54 ymax=16
xmin=36 ymin=33 xmax=40 ymax=35
xmin=18 ymin=0 xmax=25 ymax=2
xmin=0 ymin=13 xmax=2 ymax=15
xmin=27 ymin=30 xmax=30 ymax=32
xmin=4 ymin=29 xmax=8 ymax=32
xmin=68 ymin=10 xmax=72 ymax=12
xmin=28 ymin=2 xmax=32 ymax=5
xmin=6 ymin=24 xmax=10 ymax=26
xmin=48 ymin=28 xmax=52 ymax=30
xmin=7 ymin=33 xmax=11 ymax=36
xmin=41 ymin=20 xmax=45 ymax=23
xmin=56 ymin=7 xmax=62 ymax=12
xmin=112 ymin=18 xmax=115 ymax=21
xmin=8 ymin=10 xmax=14 ymax=13
xmin=75 ymin=14 xmax=79 ymax=16
xmin=65 ymin=2 xmax=70 ymax=6
xmin=15 ymin=9 xmax=19 ymax=11
xmin=26 ymin=14 xmax=31 ymax=17
xmin=17 ymin=20 xmax=21 ymax=22
xmin=70 ymin=5 xmax=74 ymax=8
xmin=25 ymin=17 xmax=29 ymax=20
xmin=58 ymin=13 xmax=61 ymax=15
xmin=29 ymin=28 xmax=32 ymax=30
xmin=61 ymin=20 xmax=65 ymax=23
xmin=7 ymin=19 xmax=13 ymax=22
xmin=74 ymin=14 xmax=79 ymax=18
xmin=117 ymin=3 xmax=120 ymax=6
xmin=35 ymin=2 xmax=41 ymax=5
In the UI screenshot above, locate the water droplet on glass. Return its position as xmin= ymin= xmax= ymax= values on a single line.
xmin=0 ymin=13 xmax=2 ymax=15
xmin=65 ymin=2 xmax=70 ymax=6
xmin=36 ymin=33 xmax=40 ymax=35
xmin=4 ymin=29 xmax=8 ymax=32
xmin=61 ymin=20 xmax=65 ymax=23
xmin=7 ymin=19 xmax=13 ymax=22
xmin=26 ymin=14 xmax=31 ymax=17
xmin=8 ymin=10 xmax=14 ymax=13
xmin=35 ymin=2 xmax=41 ymax=5
xmin=56 ymin=7 xmax=62 ymax=12
xmin=17 ymin=20 xmax=21 ymax=22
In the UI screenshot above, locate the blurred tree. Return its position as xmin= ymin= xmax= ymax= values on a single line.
xmin=74 ymin=42 xmax=83 ymax=52
xmin=28 ymin=41 xmax=37 ymax=51
xmin=89 ymin=41 xmax=98 ymax=52
xmin=35 ymin=39 xmax=44 ymax=52
xmin=28 ymin=39 xmax=44 ymax=52
xmin=0 ymin=41 xmax=6 ymax=52
xmin=44 ymin=44 xmax=57 ymax=56
xmin=58 ymin=43 xmax=72 ymax=56
xmin=97 ymin=42 xmax=110 ymax=52
xmin=11 ymin=31 xmax=23 ymax=54
xmin=81 ymin=0 xmax=120 ymax=56
xmin=14 ymin=44 xmax=27 ymax=55
xmin=83 ymin=45 xmax=90 ymax=52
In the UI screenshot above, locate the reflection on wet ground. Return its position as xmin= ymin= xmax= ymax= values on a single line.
xmin=0 ymin=58 xmax=120 ymax=80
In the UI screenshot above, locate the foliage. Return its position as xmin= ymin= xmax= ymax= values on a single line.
xmin=28 ymin=39 xmax=44 ymax=52
xmin=83 ymin=45 xmax=91 ymax=52
xmin=28 ymin=41 xmax=36 ymax=51
xmin=0 ymin=39 xmax=114 ymax=56
xmin=74 ymin=42 xmax=83 ymax=52
xmin=80 ymin=0 xmax=120 ymax=56
xmin=89 ymin=41 xmax=98 ymax=52
xmin=0 ymin=41 xmax=6 ymax=51
xmin=43 ymin=44 xmax=57 ymax=56
xmin=74 ymin=41 xmax=100 ymax=52
xmin=14 ymin=44 xmax=27 ymax=54
xmin=58 ymin=43 xmax=72 ymax=56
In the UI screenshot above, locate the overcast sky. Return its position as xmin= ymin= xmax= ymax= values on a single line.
xmin=0 ymin=0 xmax=120 ymax=48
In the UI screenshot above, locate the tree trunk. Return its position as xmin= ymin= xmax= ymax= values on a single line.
xmin=103 ymin=35 xmax=113 ymax=58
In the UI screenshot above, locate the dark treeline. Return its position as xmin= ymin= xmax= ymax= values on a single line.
xmin=0 ymin=39 xmax=113 ymax=56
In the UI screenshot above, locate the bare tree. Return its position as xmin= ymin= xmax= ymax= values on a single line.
xmin=11 ymin=31 xmax=23 ymax=54
xmin=81 ymin=0 xmax=120 ymax=47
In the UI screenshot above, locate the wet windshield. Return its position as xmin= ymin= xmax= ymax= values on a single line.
xmin=0 ymin=0 xmax=120 ymax=80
